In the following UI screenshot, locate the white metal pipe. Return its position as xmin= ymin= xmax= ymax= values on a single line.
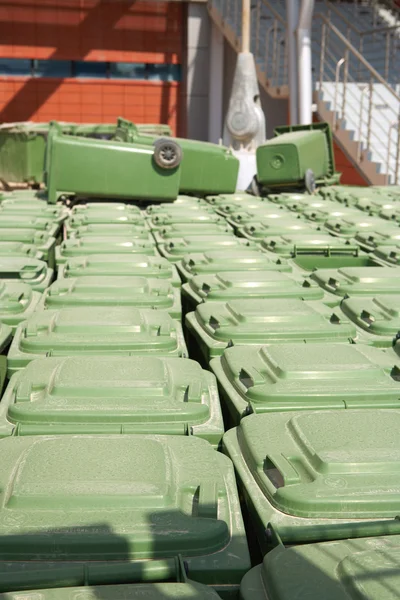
xmin=242 ymin=0 xmax=251 ymax=53
xmin=286 ymin=0 xmax=299 ymax=124
xmin=208 ymin=22 xmax=224 ymax=144
xmin=296 ymin=0 xmax=315 ymax=124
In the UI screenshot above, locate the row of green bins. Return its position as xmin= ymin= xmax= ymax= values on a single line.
xmin=0 ymin=433 xmax=250 ymax=596
xmin=223 ymin=409 xmax=400 ymax=553
xmin=114 ymin=117 xmax=239 ymax=196
xmin=210 ymin=342 xmax=399 ymax=424
xmin=41 ymin=276 xmax=182 ymax=320
xmin=58 ymin=254 xmax=182 ymax=288
xmin=0 ymin=560 xmax=223 ymax=600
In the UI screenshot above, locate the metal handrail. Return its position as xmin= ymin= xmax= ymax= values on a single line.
xmin=358 ymin=85 xmax=371 ymax=161
xmin=387 ymin=120 xmax=399 ymax=172
xmin=333 ymin=58 xmax=346 ymax=130
xmin=325 ymin=0 xmax=400 ymax=36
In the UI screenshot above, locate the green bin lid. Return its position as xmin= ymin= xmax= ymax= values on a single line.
xmin=182 ymin=271 xmax=323 ymax=305
xmin=0 ymin=216 xmax=58 ymax=233
xmin=214 ymin=199 xmax=266 ymax=216
xmin=148 ymin=212 xmax=223 ymax=229
xmin=211 ymin=343 xmax=400 ymax=421
xmin=0 ymin=356 xmax=223 ymax=443
xmin=0 ymin=228 xmax=53 ymax=245
xmin=205 ymin=192 xmax=256 ymax=206
xmin=0 ymin=242 xmax=44 ymax=259
xmin=239 ymin=218 xmax=313 ymax=240
xmin=356 ymin=197 xmax=396 ymax=214
xmin=68 ymin=213 xmax=145 ymax=228
xmin=159 ymin=237 xmax=252 ymax=263
xmin=0 ymin=282 xmax=41 ymax=330
xmin=59 ymin=254 xmax=181 ymax=287
xmin=0 ymin=434 xmax=249 ymax=585
xmin=56 ymin=238 xmax=158 ymax=263
xmin=178 ymin=249 xmax=290 ymax=280
xmin=223 ymin=409 xmax=400 ymax=544
xmin=152 ymin=223 xmax=233 ymax=243
xmin=355 ymin=226 xmax=400 ymax=251
xmin=267 ymin=192 xmax=312 ymax=206
xmin=73 ymin=202 xmax=142 ymax=214
xmin=324 ymin=216 xmax=382 ymax=238
xmin=379 ymin=207 xmax=400 ymax=221
xmin=0 ymin=204 xmax=68 ymax=222
xmin=311 ymin=266 xmax=400 ymax=296
xmin=8 ymin=307 xmax=187 ymax=374
xmin=69 ymin=224 xmax=152 ymax=240
xmin=227 ymin=207 xmax=286 ymax=226
xmin=240 ymin=535 xmax=400 ymax=600
xmin=0 ymin=257 xmax=52 ymax=289
xmin=262 ymin=233 xmax=354 ymax=257
xmin=185 ymin=298 xmax=357 ymax=359
xmin=42 ymin=277 xmax=181 ymax=319
xmin=341 ymin=295 xmax=400 ymax=341
xmin=146 ymin=199 xmax=211 ymax=213
xmin=373 ymin=245 xmax=400 ymax=266
xmin=303 ymin=206 xmax=359 ymax=223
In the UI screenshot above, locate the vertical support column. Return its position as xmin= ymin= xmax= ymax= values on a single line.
xmin=297 ymin=0 xmax=315 ymax=125
xmin=208 ymin=22 xmax=224 ymax=144
xmin=286 ymin=0 xmax=299 ymax=125
xmin=241 ymin=0 xmax=251 ymax=53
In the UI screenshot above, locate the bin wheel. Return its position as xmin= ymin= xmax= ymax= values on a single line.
xmin=153 ymin=138 xmax=182 ymax=169
xmin=305 ymin=169 xmax=316 ymax=194
xmin=250 ymin=176 xmax=261 ymax=197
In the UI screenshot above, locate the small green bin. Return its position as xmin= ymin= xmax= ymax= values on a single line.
xmin=240 ymin=535 xmax=400 ymax=600
xmin=0 ymin=355 xmax=223 ymax=445
xmin=158 ymin=237 xmax=254 ymax=263
xmin=0 ymin=434 xmax=250 ymax=594
xmin=226 ymin=208 xmax=289 ymax=229
xmin=211 ymin=342 xmax=400 ymax=425
xmin=68 ymin=224 xmax=153 ymax=242
xmin=0 ymin=281 xmax=41 ymax=332
xmin=56 ymin=238 xmax=158 ymax=265
xmin=224 ymin=410 xmax=400 ymax=551
xmin=340 ymin=294 xmax=400 ymax=347
xmin=0 ymin=123 xmax=48 ymax=184
xmin=310 ymin=266 xmax=400 ymax=297
xmin=185 ymin=298 xmax=357 ymax=363
xmin=58 ymin=254 xmax=181 ymax=288
xmin=7 ymin=306 xmax=188 ymax=375
xmin=238 ymin=218 xmax=314 ymax=242
xmin=213 ymin=199 xmax=266 ymax=218
xmin=324 ymin=215 xmax=383 ymax=239
xmin=68 ymin=211 xmax=145 ymax=229
xmin=152 ymin=223 xmax=234 ymax=244
xmin=41 ymin=276 xmax=182 ymax=320
xmin=0 ymin=257 xmax=53 ymax=292
xmin=147 ymin=211 xmax=224 ymax=231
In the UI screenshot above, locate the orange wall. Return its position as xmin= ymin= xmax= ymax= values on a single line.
xmin=333 ymin=140 xmax=368 ymax=186
xmin=0 ymin=1 xmax=183 ymax=133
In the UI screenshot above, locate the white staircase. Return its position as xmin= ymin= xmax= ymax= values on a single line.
xmin=208 ymin=0 xmax=400 ymax=184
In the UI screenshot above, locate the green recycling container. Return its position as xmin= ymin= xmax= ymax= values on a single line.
xmin=68 ymin=211 xmax=145 ymax=229
xmin=238 ymin=218 xmax=313 ymax=242
xmin=0 ymin=434 xmax=250 ymax=594
xmin=355 ymin=225 xmax=400 ymax=252
xmin=324 ymin=215 xmax=383 ymax=239
xmin=177 ymin=248 xmax=291 ymax=282
xmin=335 ymin=188 xmax=397 ymax=206
xmin=185 ymin=298 xmax=357 ymax=363
xmin=226 ymin=208 xmax=289 ymax=229
xmin=356 ymin=196 xmax=396 ymax=214
xmin=41 ymin=276 xmax=182 ymax=320
xmin=310 ymin=266 xmax=400 ymax=297
xmin=58 ymin=254 xmax=181 ymax=288
xmin=340 ymin=294 xmax=400 ymax=347
xmin=114 ymin=118 xmax=240 ymax=196
xmin=152 ymin=223 xmax=234 ymax=244
xmin=45 ymin=125 xmax=181 ymax=204
xmin=262 ymin=234 xmax=378 ymax=271
xmin=182 ymin=271 xmax=324 ymax=311
xmin=0 ymin=215 xmax=60 ymax=239
xmin=319 ymin=185 xmax=367 ymax=202
xmin=0 ymin=257 xmax=53 ymax=292
xmin=0 ymin=282 xmax=41 ymax=332
xmin=0 ymin=202 xmax=68 ymax=223
xmin=278 ymin=197 xmax=336 ymax=215
xmin=158 ymin=237 xmax=254 ymax=263
xmin=224 ymin=409 xmax=400 ymax=552
xmin=68 ymin=224 xmax=153 ymax=241
xmin=0 ymin=571 xmax=222 ymax=600
xmin=213 ymin=199 xmax=267 ymax=218
xmin=55 ymin=238 xmax=158 ymax=265
xmin=147 ymin=211 xmax=224 ymax=231
xmin=267 ymin=192 xmax=312 ymax=207
xmin=0 ymin=355 xmax=223 ymax=445
xmin=205 ymin=192 xmax=256 ymax=207
xmin=211 ymin=343 xmax=400 ymax=425
xmin=256 ymin=122 xmax=336 ymax=191
xmin=302 ymin=205 xmax=360 ymax=223
xmin=0 ymin=231 xmax=56 ymax=269
xmin=240 ymin=535 xmax=400 ymax=600
xmin=0 ymin=242 xmax=44 ymax=260
xmin=0 ymin=123 xmax=47 ymax=184
xmin=146 ymin=198 xmax=210 ymax=214
xmin=7 ymin=306 xmax=188 ymax=375
xmin=372 ymin=245 xmax=400 ymax=267
xmin=72 ymin=202 xmax=143 ymax=215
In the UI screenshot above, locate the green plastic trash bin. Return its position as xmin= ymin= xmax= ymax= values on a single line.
xmin=146 ymin=198 xmax=210 ymax=214
xmin=72 ymin=202 xmax=142 ymax=215
xmin=372 ymin=245 xmax=400 ymax=267
xmin=152 ymin=223 xmax=234 ymax=244
xmin=182 ymin=271 xmax=324 ymax=311
xmin=158 ymin=237 xmax=254 ymax=263
xmin=58 ymin=254 xmax=181 ymax=288
xmin=310 ymin=266 xmax=400 ymax=297
xmin=177 ymin=248 xmax=291 ymax=283
xmin=0 ymin=281 xmax=41 ymax=332
xmin=340 ymin=294 xmax=400 ymax=347
xmin=255 ymin=122 xmax=337 ymax=192
xmin=0 ymin=123 xmax=47 ymax=184
xmin=267 ymin=192 xmax=312 ymax=207
xmin=8 ymin=306 xmax=188 ymax=375
xmin=240 ymin=535 xmax=400 ymax=600
xmin=213 ymin=199 xmax=267 ymax=218
xmin=0 ymin=202 xmax=68 ymax=223
xmin=0 ymin=355 xmax=223 ymax=445
xmin=185 ymin=298 xmax=357 ymax=363
xmin=68 ymin=224 xmax=153 ymax=242
xmin=238 ymin=218 xmax=315 ymax=242
xmin=355 ymin=225 xmax=400 ymax=252
xmin=226 ymin=208 xmax=290 ymax=229
xmin=45 ymin=124 xmax=181 ymax=204
xmin=0 ymin=231 xmax=56 ymax=269
xmin=0 ymin=257 xmax=53 ymax=292
xmin=0 ymin=434 xmax=250 ymax=594
xmin=41 ymin=277 xmax=182 ymax=320
xmin=211 ymin=343 xmax=400 ymax=425
xmin=224 ymin=409 xmax=400 ymax=552
xmin=324 ymin=216 xmax=383 ymax=239
xmin=205 ymin=192 xmax=256 ymax=207
xmin=56 ymin=238 xmax=158 ymax=265
xmin=68 ymin=211 xmax=145 ymax=229
xmin=0 ymin=242 xmax=44 ymax=260
xmin=0 ymin=215 xmax=60 ymax=239
xmin=147 ymin=211 xmax=225 ymax=231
